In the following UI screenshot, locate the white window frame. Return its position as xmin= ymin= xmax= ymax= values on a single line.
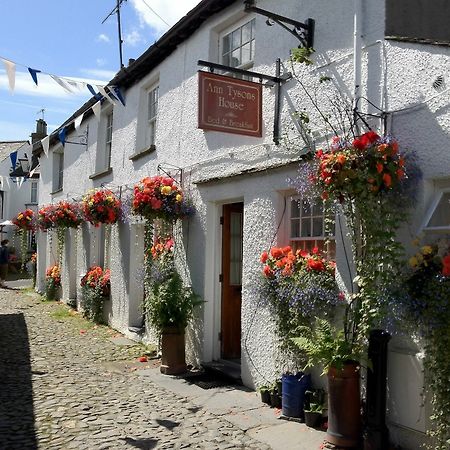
xmin=147 ymin=84 xmax=159 ymax=148
xmin=288 ymin=195 xmax=335 ymax=254
xmin=53 ymin=150 xmax=64 ymax=192
xmin=105 ymin=111 xmax=113 ymax=169
xmin=219 ymin=17 xmax=256 ymax=71
xmin=30 ymin=180 xmax=38 ymax=204
xmin=420 ymin=186 xmax=450 ymax=234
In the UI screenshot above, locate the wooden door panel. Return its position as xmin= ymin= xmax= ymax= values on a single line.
xmin=221 ymin=203 xmax=243 ymax=359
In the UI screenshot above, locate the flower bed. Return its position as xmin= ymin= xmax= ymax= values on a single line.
xmin=82 ymin=189 xmax=121 ymax=226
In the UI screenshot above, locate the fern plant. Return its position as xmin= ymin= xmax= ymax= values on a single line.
xmin=292 ymin=318 xmax=358 ymax=374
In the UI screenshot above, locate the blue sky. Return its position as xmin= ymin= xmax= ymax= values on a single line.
xmin=0 ymin=0 xmax=201 ymax=141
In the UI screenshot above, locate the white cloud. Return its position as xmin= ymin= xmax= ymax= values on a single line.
xmin=96 ymin=58 xmax=107 ymax=67
xmin=77 ymin=69 xmax=117 ymax=82
xmin=130 ymin=0 xmax=202 ymax=35
xmin=125 ymin=29 xmax=144 ymax=47
xmin=97 ymin=33 xmax=111 ymax=43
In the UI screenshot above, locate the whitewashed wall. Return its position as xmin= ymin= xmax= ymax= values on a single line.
xmin=35 ymin=1 xmax=450 ymax=447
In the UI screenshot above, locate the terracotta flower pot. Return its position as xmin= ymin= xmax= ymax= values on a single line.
xmin=326 ymin=362 xmax=361 ymax=448
xmin=160 ymin=326 xmax=187 ymax=375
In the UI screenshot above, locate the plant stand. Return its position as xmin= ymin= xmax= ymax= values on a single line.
xmin=326 ymin=362 xmax=361 ymax=448
xmin=160 ymin=327 xmax=187 ymax=375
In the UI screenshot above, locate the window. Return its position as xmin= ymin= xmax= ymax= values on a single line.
xmin=221 ymin=18 xmax=256 ymax=69
xmin=147 ymin=85 xmax=159 ymax=148
xmin=30 ymin=181 xmax=38 ymax=204
xmin=53 ymin=151 xmax=64 ymax=192
xmin=105 ymin=111 xmax=113 ymax=169
xmin=289 ymin=196 xmax=335 ymax=255
xmin=386 ymin=0 xmax=450 ymax=43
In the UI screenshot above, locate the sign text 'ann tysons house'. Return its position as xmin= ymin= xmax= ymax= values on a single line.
xmin=198 ymin=71 xmax=262 ymax=137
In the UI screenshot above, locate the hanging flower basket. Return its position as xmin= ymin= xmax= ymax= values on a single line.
xmin=82 ymin=189 xmax=121 ymax=227
xmin=80 ymin=266 xmax=111 ymax=323
xmin=315 ymin=131 xmax=406 ymax=201
xmin=12 ymin=209 xmax=35 ymax=231
xmin=52 ymin=200 xmax=84 ymax=229
xmin=45 ymin=264 xmax=61 ymax=300
xmin=132 ymin=176 xmax=192 ymax=222
xmin=37 ymin=204 xmax=58 ymax=230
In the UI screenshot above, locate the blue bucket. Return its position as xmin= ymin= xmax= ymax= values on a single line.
xmin=281 ymin=372 xmax=312 ymax=419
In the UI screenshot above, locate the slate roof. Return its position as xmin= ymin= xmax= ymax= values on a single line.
xmin=33 ymin=0 xmax=239 ymax=155
xmin=0 ymin=141 xmax=29 ymax=163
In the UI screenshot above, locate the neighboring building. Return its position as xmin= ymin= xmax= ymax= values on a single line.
xmin=0 ymin=120 xmax=42 ymax=258
xmin=32 ymin=1 xmax=450 ymax=448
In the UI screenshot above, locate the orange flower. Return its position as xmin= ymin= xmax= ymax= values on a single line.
xmin=376 ymin=162 xmax=384 ymax=174
xmin=336 ymin=154 xmax=346 ymax=165
xmin=383 ymin=173 xmax=392 ymax=188
xmin=263 ymin=265 xmax=274 ymax=278
xmin=260 ymin=251 xmax=269 ymax=264
xmin=396 ymin=169 xmax=405 ymax=180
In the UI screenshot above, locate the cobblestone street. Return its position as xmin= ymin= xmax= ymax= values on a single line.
xmin=0 ymin=289 xmax=272 ymax=450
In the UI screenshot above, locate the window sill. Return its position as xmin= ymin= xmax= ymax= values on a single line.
xmin=50 ymin=188 xmax=63 ymax=195
xmin=89 ymin=167 xmax=113 ymax=180
xmin=129 ymin=145 xmax=156 ymax=161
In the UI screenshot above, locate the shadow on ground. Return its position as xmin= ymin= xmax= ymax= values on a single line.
xmin=0 ymin=313 xmax=37 ymax=449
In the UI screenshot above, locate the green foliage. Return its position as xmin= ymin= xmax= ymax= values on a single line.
xmin=145 ymin=269 xmax=201 ymax=332
xmin=291 ymin=47 xmax=315 ymax=65
xmin=80 ymin=284 xmax=106 ymax=324
xmin=292 ymin=318 xmax=358 ymax=374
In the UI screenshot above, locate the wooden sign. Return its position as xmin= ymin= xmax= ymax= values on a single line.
xmin=198 ymin=71 xmax=262 ymax=137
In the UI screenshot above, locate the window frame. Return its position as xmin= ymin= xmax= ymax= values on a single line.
xmin=147 ymin=84 xmax=159 ymax=148
xmin=30 ymin=180 xmax=38 ymax=204
xmin=219 ymin=16 xmax=256 ymax=73
xmin=104 ymin=110 xmax=113 ymax=170
xmin=287 ymin=195 xmax=335 ymax=254
xmin=52 ymin=149 xmax=64 ymax=192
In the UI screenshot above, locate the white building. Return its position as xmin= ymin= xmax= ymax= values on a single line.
xmin=33 ymin=1 xmax=450 ymax=447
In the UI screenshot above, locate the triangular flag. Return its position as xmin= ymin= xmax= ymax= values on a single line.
xmin=10 ymin=151 xmax=17 ymax=170
xmin=5 ymin=177 xmax=10 ymax=189
xmin=41 ymin=135 xmax=50 ymax=156
xmin=50 ymin=75 xmax=73 ymax=93
xmin=67 ymin=79 xmax=82 ymax=91
xmin=87 ymin=84 xmax=102 ymax=101
xmin=28 ymin=67 xmax=42 ymax=86
xmin=58 ymin=128 xmax=67 ymax=146
xmin=74 ymin=113 xmax=84 ymax=130
xmin=111 ymin=86 xmax=126 ymax=106
xmin=29 ymin=165 xmax=39 ymax=178
xmin=92 ymin=101 xmax=101 ymax=120
xmin=2 ymin=59 xmax=16 ymax=92
xmin=97 ymin=85 xmax=115 ymax=105
xmin=17 ymin=177 xmax=25 ymax=189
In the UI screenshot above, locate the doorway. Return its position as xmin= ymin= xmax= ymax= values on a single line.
xmin=220 ymin=202 xmax=243 ymax=361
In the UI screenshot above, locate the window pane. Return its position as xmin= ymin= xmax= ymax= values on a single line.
xmin=251 ymin=18 xmax=255 ymax=38
xmin=313 ymin=202 xmax=323 ymax=215
xmin=242 ymin=21 xmax=252 ymax=43
xmin=302 ymin=200 xmax=311 ymax=216
xmin=241 ymin=42 xmax=251 ymax=65
xmin=222 ymin=53 xmax=230 ymax=66
xmin=231 ymin=49 xmax=240 ymax=67
xmin=231 ymin=29 xmax=241 ymax=50
xmin=223 ymin=34 xmax=230 ymax=53
xmin=301 ymin=218 xmax=311 ymax=237
xmin=313 ymin=217 xmax=323 ymax=236
xmin=428 ymin=192 xmax=450 ymax=227
xmin=291 ymin=219 xmax=300 ymax=238
xmin=291 ymin=199 xmax=300 ymax=218
xmin=250 ymin=39 xmax=255 ymax=60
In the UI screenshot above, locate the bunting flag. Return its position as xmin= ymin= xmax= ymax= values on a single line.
xmin=111 ymin=86 xmax=126 ymax=106
xmin=2 ymin=59 xmax=16 ymax=92
xmin=29 ymin=164 xmax=39 ymax=178
xmin=92 ymin=101 xmax=101 ymax=120
xmin=41 ymin=135 xmax=50 ymax=156
xmin=50 ymin=74 xmax=74 ymax=93
xmin=5 ymin=177 xmax=10 ymax=189
xmin=87 ymin=84 xmax=102 ymax=101
xmin=58 ymin=127 xmax=67 ymax=146
xmin=28 ymin=67 xmax=41 ymax=86
xmin=17 ymin=177 xmax=25 ymax=189
xmin=97 ymin=85 xmax=115 ymax=105
xmin=9 ymin=151 xmax=17 ymax=170
xmin=74 ymin=113 xmax=84 ymax=130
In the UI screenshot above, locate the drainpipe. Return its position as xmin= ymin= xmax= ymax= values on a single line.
xmin=353 ymin=0 xmax=363 ymax=135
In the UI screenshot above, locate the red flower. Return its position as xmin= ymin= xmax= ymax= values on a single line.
xmin=260 ymin=251 xmax=269 ymax=264
xmin=382 ymin=173 xmax=392 ymax=188
xmin=263 ymin=265 xmax=274 ymax=278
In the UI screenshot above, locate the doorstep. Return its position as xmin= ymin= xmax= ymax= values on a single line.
xmin=137 ymin=367 xmax=326 ymax=450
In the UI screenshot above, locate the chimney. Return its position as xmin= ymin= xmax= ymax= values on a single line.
xmin=31 ymin=119 xmax=47 ymax=144
xmin=128 ymin=58 xmax=136 ymax=66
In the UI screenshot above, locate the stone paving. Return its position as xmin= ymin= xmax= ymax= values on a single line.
xmin=0 ymin=288 xmax=271 ymax=450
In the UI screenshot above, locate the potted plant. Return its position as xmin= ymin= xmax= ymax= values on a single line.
xmin=269 ymin=381 xmax=282 ymax=409
xmin=144 ymin=236 xmax=201 ymax=375
xmin=257 ymin=385 xmax=271 ymax=405
xmin=45 ymin=265 xmax=61 ymax=301
xmin=80 ymin=266 xmax=111 ymax=324
xmin=304 ymin=389 xmax=326 ymax=428
xmin=292 ymin=318 xmax=362 ymax=447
